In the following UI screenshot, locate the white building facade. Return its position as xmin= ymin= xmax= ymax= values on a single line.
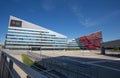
xmin=5 ymin=16 xmax=67 ymax=50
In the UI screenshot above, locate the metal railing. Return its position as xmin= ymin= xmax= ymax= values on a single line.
xmin=0 ymin=50 xmax=47 ymax=78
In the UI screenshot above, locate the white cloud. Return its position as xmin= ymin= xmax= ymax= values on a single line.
xmin=71 ymin=5 xmax=83 ymax=18
xmin=70 ymin=3 xmax=120 ymax=28
xmin=71 ymin=5 xmax=98 ymax=27
xmin=41 ymin=0 xmax=55 ymax=11
xmin=80 ymin=18 xmax=99 ymax=27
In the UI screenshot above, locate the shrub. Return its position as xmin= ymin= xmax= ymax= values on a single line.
xmin=21 ymin=54 xmax=34 ymax=66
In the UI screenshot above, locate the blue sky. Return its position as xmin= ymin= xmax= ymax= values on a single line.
xmin=0 ymin=0 xmax=120 ymax=44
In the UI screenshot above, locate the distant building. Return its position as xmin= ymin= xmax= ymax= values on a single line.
xmin=0 ymin=43 xmax=4 ymax=49
xmin=76 ymin=31 xmax=103 ymax=50
xmin=5 ymin=16 xmax=67 ymax=50
xmin=67 ymin=31 xmax=103 ymax=50
xmin=67 ymin=39 xmax=80 ymax=49
xmin=0 ymin=45 xmax=2 ymax=49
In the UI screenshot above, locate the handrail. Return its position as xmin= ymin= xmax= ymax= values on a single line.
xmin=0 ymin=50 xmax=47 ymax=78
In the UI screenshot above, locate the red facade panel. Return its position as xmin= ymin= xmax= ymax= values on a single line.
xmin=79 ymin=31 xmax=102 ymax=50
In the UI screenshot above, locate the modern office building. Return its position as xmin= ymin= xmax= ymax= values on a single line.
xmin=5 ymin=16 xmax=67 ymax=50
xmin=67 ymin=31 xmax=102 ymax=50
xmin=76 ymin=31 xmax=103 ymax=50
xmin=67 ymin=39 xmax=80 ymax=49
xmin=5 ymin=16 xmax=103 ymax=50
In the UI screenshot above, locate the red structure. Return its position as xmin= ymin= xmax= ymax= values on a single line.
xmin=79 ymin=31 xmax=102 ymax=50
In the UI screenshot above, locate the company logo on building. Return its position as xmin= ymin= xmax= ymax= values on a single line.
xmin=10 ymin=20 xmax=22 ymax=27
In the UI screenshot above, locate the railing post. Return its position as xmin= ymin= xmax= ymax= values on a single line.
xmin=7 ymin=59 xmax=13 ymax=78
xmin=0 ymin=51 xmax=2 ymax=77
xmin=1 ymin=53 xmax=7 ymax=78
xmin=9 ymin=59 xmax=13 ymax=70
xmin=27 ymin=75 xmax=31 ymax=78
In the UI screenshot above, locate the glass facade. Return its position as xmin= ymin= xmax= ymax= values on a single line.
xmin=76 ymin=31 xmax=103 ymax=50
xmin=67 ymin=39 xmax=80 ymax=48
xmin=5 ymin=16 xmax=67 ymax=50
xmin=5 ymin=27 xmax=67 ymax=50
xmin=5 ymin=16 xmax=102 ymax=50
xmin=67 ymin=31 xmax=103 ymax=50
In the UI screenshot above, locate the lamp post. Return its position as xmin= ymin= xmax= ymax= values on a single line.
xmin=39 ymin=32 xmax=42 ymax=59
xmin=40 ymin=46 xmax=41 ymax=59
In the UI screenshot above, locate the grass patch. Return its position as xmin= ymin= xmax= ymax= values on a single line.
xmin=65 ymin=48 xmax=81 ymax=50
xmin=21 ymin=54 xmax=34 ymax=66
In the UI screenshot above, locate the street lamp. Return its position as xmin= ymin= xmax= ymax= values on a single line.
xmin=39 ymin=32 xmax=42 ymax=59
xmin=39 ymin=46 xmax=41 ymax=59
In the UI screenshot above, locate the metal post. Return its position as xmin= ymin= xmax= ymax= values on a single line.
xmin=40 ymin=47 xmax=41 ymax=59
xmin=101 ymin=47 xmax=105 ymax=55
xmin=7 ymin=59 xmax=13 ymax=78
xmin=1 ymin=53 xmax=7 ymax=78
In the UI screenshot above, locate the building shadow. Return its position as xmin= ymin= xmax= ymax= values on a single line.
xmin=30 ymin=55 xmax=120 ymax=78
xmin=105 ymin=54 xmax=120 ymax=58
xmin=93 ymin=52 xmax=120 ymax=58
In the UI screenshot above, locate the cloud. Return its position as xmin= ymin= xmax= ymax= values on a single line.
xmin=80 ymin=10 xmax=120 ymax=27
xmin=70 ymin=4 xmax=120 ymax=27
xmin=80 ymin=18 xmax=99 ymax=27
xmin=71 ymin=5 xmax=99 ymax=27
xmin=41 ymin=0 xmax=55 ymax=11
xmin=71 ymin=5 xmax=83 ymax=18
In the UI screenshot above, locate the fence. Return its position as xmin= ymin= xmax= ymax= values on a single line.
xmin=0 ymin=50 xmax=47 ymax=78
